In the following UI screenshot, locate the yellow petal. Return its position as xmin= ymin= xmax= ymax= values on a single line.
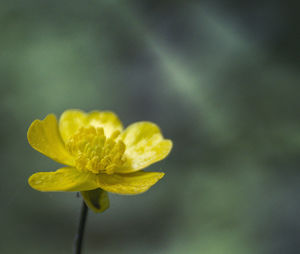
xmin=59 ymin=109 xmax=123 ymax=142
xmin=81 ymin=188 xmax=109 ymax=213
xmin=27 ymin=114 xmax=74 ymax=165
xmin=96 ymin=171 xmax=165 ymax=195
xmin=117 ymin=122 xmax=172 ymax=173
xmin=28 ymin=167 xmax=98 ymax=192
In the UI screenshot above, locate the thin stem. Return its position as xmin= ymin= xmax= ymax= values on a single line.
xmin=74 ymin=200 xmax=88 ymax=254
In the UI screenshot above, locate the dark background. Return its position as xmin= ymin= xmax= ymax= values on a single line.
xmin=1 ymin=1 xmax=299 ymax=253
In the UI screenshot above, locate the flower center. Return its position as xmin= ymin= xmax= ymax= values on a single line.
xmin=65 ymin=126 xmax=126 ymax=174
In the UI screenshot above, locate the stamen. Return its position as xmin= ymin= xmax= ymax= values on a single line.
xmin=66 ymin=127 xmax=126 ymax=174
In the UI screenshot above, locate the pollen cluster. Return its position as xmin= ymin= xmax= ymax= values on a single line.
xmin=65 ymin=127 xmax=126 ymax=174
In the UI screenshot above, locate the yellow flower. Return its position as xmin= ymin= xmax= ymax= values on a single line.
xmin=28 ymin=110 xmax=172 ymax=212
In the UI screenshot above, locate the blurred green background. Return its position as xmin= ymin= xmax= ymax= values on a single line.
xmin=1 ymin=1 xmax=299 ymax=253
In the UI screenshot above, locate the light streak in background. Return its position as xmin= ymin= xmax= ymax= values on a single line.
xmin=106 ymin=1 xmax=261 ymax=143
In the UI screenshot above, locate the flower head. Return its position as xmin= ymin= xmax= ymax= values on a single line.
xmin=28 ymin=110 xmax=172 ymax=212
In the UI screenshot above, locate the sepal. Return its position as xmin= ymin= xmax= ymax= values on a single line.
xmin=81 ymin=188 xmax=109 ymax=213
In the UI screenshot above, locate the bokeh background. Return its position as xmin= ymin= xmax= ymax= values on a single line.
xmin=1 ymin=1 xmax=299 ymax=253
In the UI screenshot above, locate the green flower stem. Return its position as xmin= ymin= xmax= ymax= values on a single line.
xmin=74 ymin=200 xmax=88 ymax=254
